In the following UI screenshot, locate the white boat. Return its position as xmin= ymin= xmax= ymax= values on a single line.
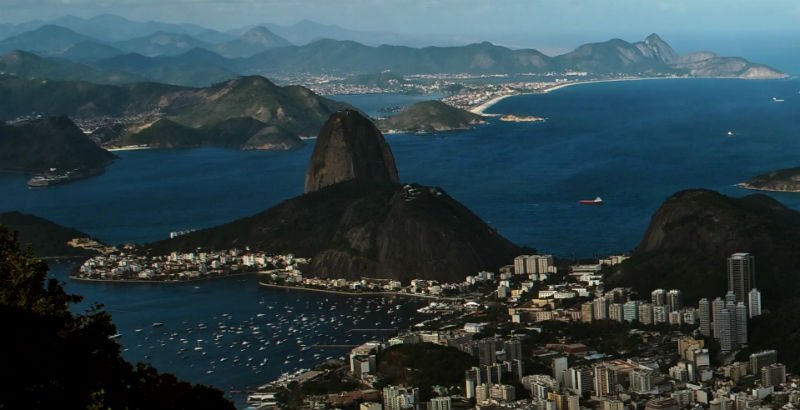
xmin=773 ymin=97 xmax=785 ymax=102
xmin=578 ymin=197 xmax=603 ymax=205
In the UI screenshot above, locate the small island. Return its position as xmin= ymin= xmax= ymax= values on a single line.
xmin=377 ymin=100 xmax=485 ymax=134
xmin=499 ymin=114 xmax=546 ymax=123
xmin=738 ymin=166 xmax=800 ymax=192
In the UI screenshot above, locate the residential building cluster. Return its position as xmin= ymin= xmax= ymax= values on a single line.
xmin=75 ymin=249 xmax=305 ymax=281
xmin=251 ymin=250 xmax=795 ymax=410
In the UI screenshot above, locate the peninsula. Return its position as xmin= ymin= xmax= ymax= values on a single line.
xmin=499 ymin=114 xmax=546 ymax=123
xmin=738 ymin=166 xmax=800 ymax=192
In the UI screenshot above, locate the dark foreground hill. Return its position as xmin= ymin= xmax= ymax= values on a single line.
xmin=148 ymin=110 xmax=523 ymax=282
xmin=606 ymin=189 xmax=800 ymax=304
xmin=0 ymin=212 xmax=98 ymax=258
xmin=0 ymin=226 xmax=234 ymax=409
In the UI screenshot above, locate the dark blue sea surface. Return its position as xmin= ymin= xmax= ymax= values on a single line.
xmin=2 ymin=78 xmax=800 ymax=405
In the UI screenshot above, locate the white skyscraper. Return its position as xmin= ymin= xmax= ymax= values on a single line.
xmin=748 ymin=288 xmax=762 ymax=318
xmin=553 ymin=357 xmax=568 ymax=388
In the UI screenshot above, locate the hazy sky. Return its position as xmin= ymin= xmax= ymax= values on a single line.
xmin=2 ymin=0 xmax=799 ymax=51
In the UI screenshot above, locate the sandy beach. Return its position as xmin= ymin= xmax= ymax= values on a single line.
xmin=469 ymin=76 xmax=687 ymax=115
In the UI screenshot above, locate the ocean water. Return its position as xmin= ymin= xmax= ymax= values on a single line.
xmin=2 ymin=78 xmax=800 ymax=404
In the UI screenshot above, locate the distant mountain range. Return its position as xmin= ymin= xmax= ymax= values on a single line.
xmin=0 ymin=14 xmax=412 ymax=47
xmin=0 ymin=23 xmax=292 ymax=61
xmin=0 ymin=50 xmax=142 ymax=85
xmin=0 ymin=74 xmax=349 ymax=150
xmin=0 ymin=22 xmax=786 ymax=87
xmin=0 ymin=14 xmax=234 ymax=43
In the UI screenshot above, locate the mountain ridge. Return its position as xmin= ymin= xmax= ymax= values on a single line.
xmin=1 ymin=29 xmax=785 ymax=86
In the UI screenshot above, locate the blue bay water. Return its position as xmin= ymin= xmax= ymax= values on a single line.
xmin=2 ymin=78 xmax=800 ymax=405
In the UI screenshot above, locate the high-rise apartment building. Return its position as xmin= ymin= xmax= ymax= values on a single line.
xmin=698 ymin=298 xmax=711 ymax=336
xmin=667 ymin=289 xmax=683 ymax=312
xmin=728 ymin=253 xmax=755 ymax=305
xmin=749 ymin=350 xmax=778 ymax=375
xmin=748 ymin=288 xmax=762 ymax=318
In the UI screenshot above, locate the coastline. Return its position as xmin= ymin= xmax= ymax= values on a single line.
xmin=735 ymin=182 xmax=800 ymax=193
xmin=70 ymin=271 xmax=260 ymax=284
xmin=469 ymin=76 xmax=689 ymax=115
xmin=259 ymin=282 xmax=462 ymax=301
xmin=105 ymin=145 xmax=154 ymax=152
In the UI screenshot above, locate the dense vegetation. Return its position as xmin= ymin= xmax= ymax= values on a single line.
xmin=375 ymin=343 xmax=477 ymax=400
xmin=166 ymin=76 xmax=349 ymax=136
xmin=120 ymin=118 xmax=304 ymax=150
xmin=0 ymin=74 xmax=349 ymax=149
xmin=0 ymin=211 xmax=98 ymax=258
xmin=377 ymin=100 xmax=484 ymax=133
xmin=0 ymin=116 xmax=116 ymax=173
xmin=0 ymin=225 xmax=234 ymax=409
xmin=149 ymin=180 xmax=524 ymax=283
xmin=739 ymin=303 xmax=800 ymax=373
xmin=0 ymin=50 xmax=141 ymax=84
xmin=607 ymin=189 xmax=800 ymax=304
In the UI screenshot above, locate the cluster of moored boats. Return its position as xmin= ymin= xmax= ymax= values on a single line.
xmin=113 ymin=295 xmax=414 ymax=397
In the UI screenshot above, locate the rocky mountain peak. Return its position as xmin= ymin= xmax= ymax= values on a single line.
xmin=304 ymin=109 xmax=399 ymax=193
xmin=643 ymin=33 xmax=679 ymax=63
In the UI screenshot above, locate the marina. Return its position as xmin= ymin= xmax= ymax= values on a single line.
xmin=49 ymin=262 xmax=428 ymax=407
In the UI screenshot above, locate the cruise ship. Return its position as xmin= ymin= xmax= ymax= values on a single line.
xmin=28 ymin=168 xmax=102 ymax=187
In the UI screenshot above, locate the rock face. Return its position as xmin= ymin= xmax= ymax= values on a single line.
xmin=151 ymin=110 xmax=523 ymax=282
xmin=606 ymin=189 xmax=800 ymax=303
xmin=305 ymin=109 xmax=399 ymax=193
xmin=641 ymin=33 xmax=679 ymax=63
